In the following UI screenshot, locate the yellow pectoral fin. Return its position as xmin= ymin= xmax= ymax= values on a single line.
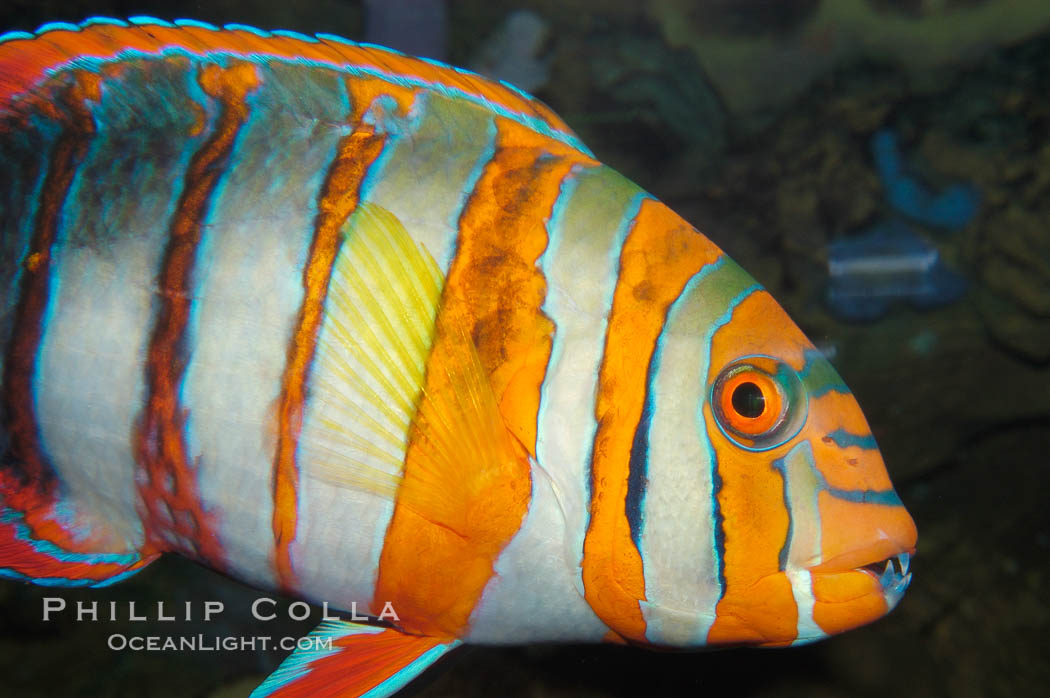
xmin=374 ymin=300 xmax=533 ymax=637
xmin=297 ymin=202 xmax=443 ymax=499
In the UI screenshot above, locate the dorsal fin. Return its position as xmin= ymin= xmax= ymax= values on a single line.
xmin=0 ymin=17 xmax=591 ymax=155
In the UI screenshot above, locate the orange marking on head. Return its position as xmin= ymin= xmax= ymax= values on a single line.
xmin=134 ymin=62 xmax=259 ymax=568
xmin=811 ymin=570 xmax=888 ymax=635
xmin=806 ymin=391 xmax=893 ymax=492
xmin=811 ymin=492 xmax=917 ymax=574
xmin=270 ymin=76 xmax=414 ymax=592
xmin=583 ymin=198 xmax=723 ymax=642
xmin=706 ymin=290 xmax=810 ymax=382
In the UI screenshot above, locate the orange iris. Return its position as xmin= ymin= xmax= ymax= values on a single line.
xmin=718 ymin=369 xmax=783 ymax=437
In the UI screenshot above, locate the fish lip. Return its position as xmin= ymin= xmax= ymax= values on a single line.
xmin=809 ymin=539 xmax=915 ymax=576
xmin=809 ymin=543 xmax=915 ymax=607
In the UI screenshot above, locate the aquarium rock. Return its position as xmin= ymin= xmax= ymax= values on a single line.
xmin=826 ymin=219 xmax=967 ymax=321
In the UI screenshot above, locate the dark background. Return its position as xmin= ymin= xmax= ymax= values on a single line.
xmin=2 ymin=1 xmax=1049 ymax=696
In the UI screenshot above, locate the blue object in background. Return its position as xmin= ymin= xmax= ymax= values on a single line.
xmin=826 ymin=219 xmax=967 ymax=321
xmin=871 ymin=129 xmax=980 ymax=230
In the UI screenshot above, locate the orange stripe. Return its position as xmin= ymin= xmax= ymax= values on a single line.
xmin=271 ymin=77 xmax=417 ymax=592
xmin=703 ymin=291 xmax=803 ymax=645
xmin=440 ymin=117 xmax=594 ymax=454
xmin=0 ymin=71 xmax=98 ymax=541
xmin=583 ymin=198 xmax=723 ymax=642
xmin=372 ymin=118 xmax=593 ymax=637
xmin=703 ymin=399 xmax=797 ymax=645
xmin=372 ymin=304 xmax=534 ymax=637
xmin=705 ymin=289 xmax=809 ymax=374
xmin=135 ymin=62 xmax=260 ymax=567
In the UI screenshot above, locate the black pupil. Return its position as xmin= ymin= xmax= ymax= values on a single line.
xmin=731 ymin=382 xmax=765 ymax=418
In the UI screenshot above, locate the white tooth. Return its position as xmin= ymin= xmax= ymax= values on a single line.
xmin=899 ymin=552 xmax=911 ymax=576
xmin=880 ymin=560 xmax=895 ymax=587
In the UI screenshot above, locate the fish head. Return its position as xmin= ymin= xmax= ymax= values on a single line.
xmin=600 ymin=255 xmax=916 ymax=648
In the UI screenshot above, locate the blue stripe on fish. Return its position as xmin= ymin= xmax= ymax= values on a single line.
xmin=800 ymin=348 xmax=850 ymax=397
xmin=773 ymin=457 xmax=793 ymax=573
xmin=35 ymin=22 xmax=81 ymax=34
xmin=825 ymin=428 xmax=879 ymax=451
xmin=173 ymin=19 xmax=220 ymax=31
xmin=625 ymin=377 xmax=654 ymax=548
xmin=272 ymin=29 xmax=319 ymax=43
xmin=81 ymin=17 xmax=128 ymax=28
xmin=128 ymin=16 xmax=174 ymax=27
xmin=824 ymin=485 xmax=903 ymax=507
xmin=225 ymin=23 xmax=269 ymax=37
xmin=0 ymin=566 xmax=143 ymax=587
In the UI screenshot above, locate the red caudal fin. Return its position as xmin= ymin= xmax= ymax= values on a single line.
xmin=252 ymin=621 xmax=461 ymax=698
xmin=0 ymin=471 xmax=156 ymax=587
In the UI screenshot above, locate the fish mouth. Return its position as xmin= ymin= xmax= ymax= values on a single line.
xmin=810 ymin=540 xmax=915 ymax=609
xmin=855 ymin=551 xmax=912 ymax=607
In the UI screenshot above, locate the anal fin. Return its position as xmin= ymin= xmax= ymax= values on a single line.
xmin=252 ymin=621 xmax=460 ymax=698
xmin=0 ymin=471 xmax=155 ymax=587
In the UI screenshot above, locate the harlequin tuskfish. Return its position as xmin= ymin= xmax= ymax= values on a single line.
xmin=0 ymin=17 xmax=917 ymax=697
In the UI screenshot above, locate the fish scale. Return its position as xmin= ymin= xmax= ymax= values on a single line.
xmin=0 ymin=17 xmax=917 ymax=697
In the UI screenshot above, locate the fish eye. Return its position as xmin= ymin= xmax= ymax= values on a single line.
xmin=711 ymin=357 xmax=807 ymax=451
xmin=731 ymin=381 xmax=765 ymax=419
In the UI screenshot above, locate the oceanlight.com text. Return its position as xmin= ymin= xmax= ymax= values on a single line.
xmin=107 ymin=633 xmax=333 ymax=652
